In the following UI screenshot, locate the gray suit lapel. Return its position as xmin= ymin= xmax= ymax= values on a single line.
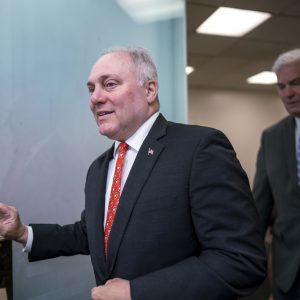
xmin=283 ymin=117 xmax=298 ymax=186
xmin=106 ymin=114 xmax=167 ymax=276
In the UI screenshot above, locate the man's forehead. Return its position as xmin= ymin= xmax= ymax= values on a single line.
xmin=98 ymin=51 xmax=131 ymax=64
xmin=87 ymin=52 xmax=135 ymax=83
xmin=92 ymin=52 xmax=132 ymax=72
xmin=277 ymin=62 xmax=300 ymax=77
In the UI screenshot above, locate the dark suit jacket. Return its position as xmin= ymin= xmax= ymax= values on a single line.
xmin=29 ymin=114 xmax=266 ymax=300
xmin=253 ymin=115 xmax=300 ymax=293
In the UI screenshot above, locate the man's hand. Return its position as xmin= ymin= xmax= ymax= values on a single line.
xmin=0 ymin=202 xmax=28 ymax=244
xmin=91 ymin=278 xmax=131 ymax=300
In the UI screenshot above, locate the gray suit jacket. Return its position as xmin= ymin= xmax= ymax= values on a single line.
xmin=29 ymin=114 xmax=266 ymax=299
xmin=253 ymin=115 xmax=300 ymax=292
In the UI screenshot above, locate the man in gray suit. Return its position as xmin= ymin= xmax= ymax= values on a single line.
xmin=0 ymin=47 xmax=266 ymax=300
xmin=253 ymin=49 xmax=300 ymax=300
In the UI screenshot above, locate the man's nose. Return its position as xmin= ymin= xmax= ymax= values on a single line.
xmin=284 ymin=85 xmax=296 ymax=98
xmin=90 ymin=88 xmax=106 ymax=105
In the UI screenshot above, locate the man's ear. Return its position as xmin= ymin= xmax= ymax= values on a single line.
xmin=145 ymin=80 xmax=158 ymax=103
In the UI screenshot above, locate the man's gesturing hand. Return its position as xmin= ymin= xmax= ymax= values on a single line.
xmin=0 ymin=202 xmax=28 ymax=244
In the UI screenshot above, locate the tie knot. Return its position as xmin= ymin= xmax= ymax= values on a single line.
xmin=119 ymin=142 xmax=128 ymax=155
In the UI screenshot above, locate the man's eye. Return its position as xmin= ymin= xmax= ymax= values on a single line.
xmin=290 ymin=79 xmax=300 ymax=87
xmin=88 ymin=88 xmax=94 ymax=94
xmin=277 ymin=84 xmax=285 ymax=90
xmin=105 ymin=80 xmax=118 ymax=89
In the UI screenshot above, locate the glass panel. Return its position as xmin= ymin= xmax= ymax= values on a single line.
xmin=0 ymin=0 xmax=186 ymax=299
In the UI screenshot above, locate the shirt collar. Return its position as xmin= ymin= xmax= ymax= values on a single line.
xmin=113 ymin=112 xmax=159 ymax=157
xmin=295 ymin=117 xmax=300 ymax=130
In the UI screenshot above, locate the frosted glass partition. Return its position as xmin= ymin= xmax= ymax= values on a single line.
xmin=0 ymin=0 xmax=187 ymax=299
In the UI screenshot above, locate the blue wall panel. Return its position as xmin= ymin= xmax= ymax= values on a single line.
xmin=0 ymin=1 xmax=187 ymax=298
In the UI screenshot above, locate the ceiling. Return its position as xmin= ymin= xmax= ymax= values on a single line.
xmin=186 ymin=0 xmax=300 ymax=92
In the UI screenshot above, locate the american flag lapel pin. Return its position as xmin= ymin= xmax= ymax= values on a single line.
xmin=148 ymin=148 xmax=154 ymax=156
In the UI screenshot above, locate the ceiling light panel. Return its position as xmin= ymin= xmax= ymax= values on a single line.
xmin=117 ymin=0 xmax=184 ymax=23
xmin=196 ymin=7 xmax=271 ymax=37
xmin=186 ymin=66 xmax=194 ymax=75
xmin=247 ymin=71 xmax=277 ymax=85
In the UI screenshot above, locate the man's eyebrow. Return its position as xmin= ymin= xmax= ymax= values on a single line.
xmin=277 ymin=77 xmax=300 ymax=85
xmin=86 ymin=74 xmax=116 ymax=86
xmin=289 ymin=77 xmax=300 ymax=83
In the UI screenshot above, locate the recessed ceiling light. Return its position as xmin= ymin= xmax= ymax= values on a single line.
xmin=117 ymin=0 xmax=184 ymax=23
xmin=247 ymin=71 xmax=277 ymax=85
xmin=186 ymin=66 xmax=194 ymax=75
xmin=196 ymin=7 xmax=271 ymax=37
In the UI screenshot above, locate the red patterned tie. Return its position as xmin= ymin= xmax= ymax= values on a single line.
xmin=104 ymin=142 xmax=128 ymax=256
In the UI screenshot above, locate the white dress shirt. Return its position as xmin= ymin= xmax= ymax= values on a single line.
xmin=295 ymin=117 xmax=300 ymax=152
xmin=295 ymin=117 xmax=300 ymax=185
xmin=104 ymin=112 xmax=159 ymax=226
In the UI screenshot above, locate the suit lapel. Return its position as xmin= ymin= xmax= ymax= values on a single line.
xmin=283 ymin=117 xmax=298 ymax=187
xmin=87 ymin=145 xmax=114 ymax=282
xmin=106 ymin=114 xmax=168 ymax=276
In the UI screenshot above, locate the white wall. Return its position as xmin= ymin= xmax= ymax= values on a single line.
xmin=188 ymin=87 xmax=287 ymax=186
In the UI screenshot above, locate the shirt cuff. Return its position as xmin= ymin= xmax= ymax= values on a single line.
xmin=22 ymin=225 xmax=33 ymax=253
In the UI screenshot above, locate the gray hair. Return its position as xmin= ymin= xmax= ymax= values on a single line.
xmin=272 ymin=49 xmax=300 ymax=73
xmin=102 ymin=46 xmax=159 ymax=87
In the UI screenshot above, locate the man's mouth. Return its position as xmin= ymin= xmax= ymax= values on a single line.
xmin=286 ymin=99 xmax=300 ymax=105
xmin=97 ymin=111 xmax=113 ymax=117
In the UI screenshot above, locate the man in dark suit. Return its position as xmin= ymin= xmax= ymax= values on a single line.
xmin=0 ymin=47 xmax=266 ymax=300
xmin=253 ymin=48 xmax=300 ymax=300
